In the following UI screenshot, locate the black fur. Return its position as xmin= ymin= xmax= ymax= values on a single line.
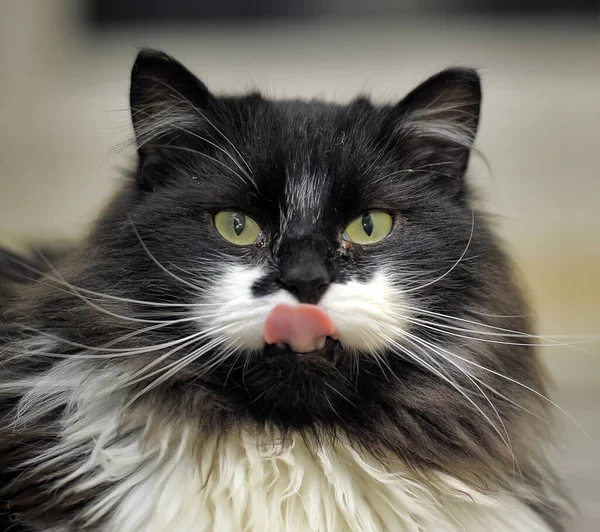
xmin=0 ymin=50 xmax=567 ymax=530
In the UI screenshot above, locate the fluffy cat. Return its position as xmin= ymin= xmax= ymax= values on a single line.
xmin=0 ymin=50 xmax=568 ymax=531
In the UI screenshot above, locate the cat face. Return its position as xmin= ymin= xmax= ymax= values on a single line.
xmin=74 ymin=51 xmax=540 ymax=448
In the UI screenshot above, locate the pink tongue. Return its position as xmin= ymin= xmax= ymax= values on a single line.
xmin=264 ymin=304 xmax=336 ymax=353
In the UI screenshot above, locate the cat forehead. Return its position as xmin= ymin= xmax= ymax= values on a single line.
xmin=284 ymin=172 xmax=327 ymax=216
xmin=255 ymin=156 xmax=369 ymax=221
xmin=241 ymin=101 xmax=383 ymax=202
xmin=231 ymin=97 xmax=380 ymax=153
xmin=179 ymin=98 xmax=396 ymax=222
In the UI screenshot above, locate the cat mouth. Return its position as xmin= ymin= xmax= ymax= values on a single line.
xmin=264 ymin=337 xmax=340 ymax=361
xmin=263 ymin=303 xmax=337 ymax=354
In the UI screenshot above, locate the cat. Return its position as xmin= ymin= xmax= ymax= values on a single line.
xmin=0 ymin=49 xmax=568 ymax=531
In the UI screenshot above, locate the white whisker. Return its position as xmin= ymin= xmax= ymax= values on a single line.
xmin=128 ymin=217 xmax=206 ymax=294
xmin=392 ymin=305 xmax=600 ymax=355
xmin=399 ymin=331 xmax=521 ymax=479
xmin=133 ymin=77 xmax=253 ymax=181
xmin=5 ymin=252 xmax=215 ymax=309
xmin=397 ymin=328 xmax=600 ymax=452
xmin=151 ymin=142 xmax=251 ymax=186
xmin=380 ymin=331 xmax=515 ymax=460
xmin=12 ymin=325 xmax=207 ymax=358
xmin=403 ymin=332 xmax=549 ymax=425
xmin=402 ymin=209 xmax=475 ymax=294
xmin=122 ymin=334 xmax=234 ymax=410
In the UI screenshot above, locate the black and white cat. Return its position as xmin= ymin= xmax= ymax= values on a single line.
xmin=0 ymin=50 xmax=568 ymax=531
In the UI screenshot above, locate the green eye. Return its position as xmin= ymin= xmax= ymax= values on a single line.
xmin=215 ymin=210 xmax=262 ymax=245
xmin=344 ymin=211 xmax=393 ymax=244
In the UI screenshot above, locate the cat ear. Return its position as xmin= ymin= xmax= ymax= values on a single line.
xmin=389 ymin=68 xmax=481 ymax=191
xmin=129 ymin=49 xmax=214 ymax=150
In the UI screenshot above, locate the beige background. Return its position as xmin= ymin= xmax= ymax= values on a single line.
xmin=0 ymin=1 xmax=598 ymax=529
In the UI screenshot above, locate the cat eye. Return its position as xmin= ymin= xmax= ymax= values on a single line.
xmin=214 ymin=210 xmax=262 ymax=246
xmin=343 ymin=211 xmax=393 ymax=245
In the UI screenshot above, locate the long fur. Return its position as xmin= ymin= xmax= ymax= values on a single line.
xmin=0 ymin=50 xmax=569 ymax=531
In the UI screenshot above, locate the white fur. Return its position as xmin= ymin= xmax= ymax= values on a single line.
xmin=80 ymin=426 xmax=551 ymax=532
xmin=202 ymin=266 xmax=410 ymax=354
xmin=3 ymin=350 xmax=553 ymax=532
xmin=4 ymin=297 xmax=555 ymax=532
xmin=133 ymin=105 xmax=200 ymax=148
xmin=201 ymin=266 xmax=297 ymax=350
xmin=402 ymin=104 xmax=478 ymax=151
xmin=320 ymin=271 xmax=408 ymax=352
xmin=133 ymin=100 xmax=254 ymax=187
xmin=2 ymin=265 xmax=553 ymax=532
xmin=285 ymin=171 xmax=324 ymax=219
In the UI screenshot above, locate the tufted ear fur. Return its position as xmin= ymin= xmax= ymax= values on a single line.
xmin=129 ymin=49 xmax=220 ymax=190
xmin=388 ymin=68 xmax=482 ymax=194
xmin=129 ymin=49 xmax=214 ymax=148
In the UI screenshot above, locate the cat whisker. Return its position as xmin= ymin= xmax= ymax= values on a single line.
xmin=157 ymin=338 xmax=242 ymax=388
xmin=399 ymin=331 xmax=524 ymax=481
xmin=468 ymin=309 xmax=534 ymax=319
xmin=5 ymin=252 xmax=216 ymax=308
xmin=19 ymin=276 xmax=195 ymax=327
xmin=121 ymin=336 xmax=229 ymax=411
xmin=400 ymin=314 xmax=600 ymax=349
xmin=128 ymin=217 xmax=206 ymax=294
xmin=166 ymin=126 xmax=253 ymax=184
xmin=34 ymin=252 xmax=187 ymax=326
xmin=149 ymin=143 xmax=251 ymax=186
xmin=222 ymin=346 xmax=245 ymax=390
xmin=132 ymin=108 xmax=251 ymax=186
xmin=362 ymin=331 xmax=394 ymax=382
xmin=377 ymin=319 xmax=599 ymax=453
xmin=137 ymin=77 xmax=253 ymax=177
xmin=322 ymin=383 xmax=344 ymax=421
xmin=403 ymin=305 xmax=600 ymax=340
xmin=380 ymin=330 xmax=515 ymax=463
xmin=390 ymin=305 xmax=600 ymax=355
xmin=402 ymin=209 xmax=475 ymax=294
xmin=6 ymin=302 xmax=248 ymax=363
xmin=122 ymin=321 xmax=247 ymax=390
xmin=404 ymin=330 xmax=600 ymax=452
xmin=323 ymin=381 xmax=357 ymax=409
xmin=403 ymin=331 xmax=550 ymax=425
xmin=374 ymin=161 xmax=456 ymax=184
xmin=122 ymin=332 xmax=227 ymax=388
xmin=11 ymin=325 xmax=209 ymax=359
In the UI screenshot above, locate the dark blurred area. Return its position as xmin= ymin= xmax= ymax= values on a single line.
xmin=88 ymin=0 xmax=598 ymax=26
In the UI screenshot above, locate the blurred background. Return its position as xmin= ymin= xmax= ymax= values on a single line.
xmin=0 ymin=0 xmax=598 ymax=529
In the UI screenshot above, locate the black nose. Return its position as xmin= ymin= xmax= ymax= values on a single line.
xmin=281 ymin=262 xmax=331 ymax=304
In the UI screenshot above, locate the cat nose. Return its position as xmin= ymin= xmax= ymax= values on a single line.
xmin=281 ymin=262 xmax=331 ymax=304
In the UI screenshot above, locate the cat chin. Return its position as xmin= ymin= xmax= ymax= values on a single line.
xmin=263 ymin=337 xmax=341 ymax=362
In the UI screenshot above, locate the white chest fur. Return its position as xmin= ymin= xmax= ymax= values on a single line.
xmin=77 ymin=428 xmax=553 ymax=532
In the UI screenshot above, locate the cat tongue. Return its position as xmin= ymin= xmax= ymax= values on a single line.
xmin=264 ymin=304 xmax=336 ymax=353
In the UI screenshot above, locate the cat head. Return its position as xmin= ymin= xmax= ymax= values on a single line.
xmin=48 ymin=49 xmax=543 ymax=473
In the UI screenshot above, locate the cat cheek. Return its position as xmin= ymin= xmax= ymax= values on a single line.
xmin=319 ymin=274 xmax=411 ymax=352
xmin=329 ymin=317 xmax=403 ymax=353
